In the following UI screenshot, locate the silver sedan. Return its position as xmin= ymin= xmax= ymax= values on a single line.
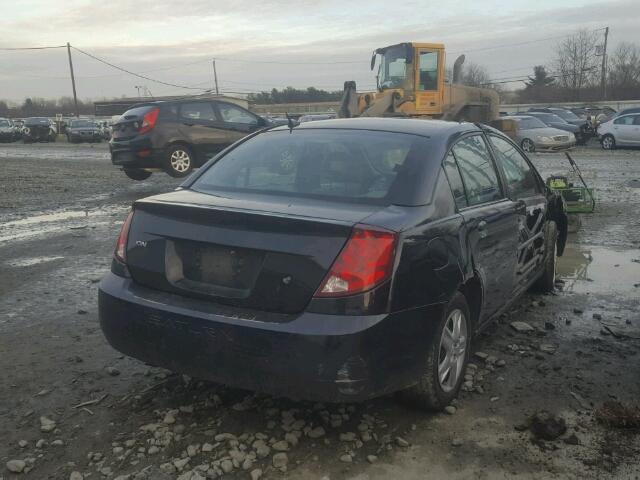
xmin=502 ymin=115 xmax=576 ymax=153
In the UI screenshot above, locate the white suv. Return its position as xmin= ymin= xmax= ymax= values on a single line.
xmin=598 ymin=113 xmax=640 ymax=150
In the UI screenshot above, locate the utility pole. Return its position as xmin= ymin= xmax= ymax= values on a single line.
xmin=601 ymin=26 xmax=609 ymax=100
xmin=66 ymin=42 xmax=79 ymax=117
xmin=212 ymin=59 xmax=219 ymax=95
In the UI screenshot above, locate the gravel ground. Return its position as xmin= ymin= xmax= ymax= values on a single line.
xmin=1 ymin=141 xmax=639 ymax=480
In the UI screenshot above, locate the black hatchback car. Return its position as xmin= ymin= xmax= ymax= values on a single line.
xmin=109 ymin=99 xmax=269 ymax=181
xmin=99 ymin=118 xmax=567 ymax=409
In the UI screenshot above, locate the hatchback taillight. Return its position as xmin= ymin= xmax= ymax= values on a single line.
xmin=314 ymin=225 xmax=397 ymax=298
xmin=139 ymin=108 xmax=160 ymax=134
xmin=115 ymin=211 xmax=134 ymax=263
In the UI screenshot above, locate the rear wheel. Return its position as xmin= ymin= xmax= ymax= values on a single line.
xmin=123 ymin=169 xmax=152 ymax=181
xmin=601 ymin=134 xmax=616 ymax=150
xmin=521 ymin=138 xmax=535 ymax=153
xmin=400 ymin=292 xmax=470 ymax=410
xmin=165 ymin=145 xmax=193 ymax=178
xmin=533 ymin=221 xmax=558 ymax=292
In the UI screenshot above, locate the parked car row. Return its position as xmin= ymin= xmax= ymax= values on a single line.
xmin=0 ymin=116 xmax=112 ymax=143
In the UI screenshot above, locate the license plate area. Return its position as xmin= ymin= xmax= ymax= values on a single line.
xmin=165 ymin=239 xmax=264 ymax=299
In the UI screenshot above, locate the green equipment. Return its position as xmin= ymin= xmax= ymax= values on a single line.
xmin=545 ymin=153 xmax=595 ymax=214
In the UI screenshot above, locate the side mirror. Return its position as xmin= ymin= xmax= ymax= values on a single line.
xmin=370 ymin=52 xmax=376 ymax=71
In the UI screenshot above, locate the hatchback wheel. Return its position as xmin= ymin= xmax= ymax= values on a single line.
xmin=124 ymin=168 xmax=152 ymax=181
xmin=601 ymin=134 xmax=616 ymax=150
xmin=521 ymin=138 xmax=535 ymax=153
xmin=400 ymin=292 xmax=470 ymax=410
xmin=165 ymin=145 xmax=193 ymax=177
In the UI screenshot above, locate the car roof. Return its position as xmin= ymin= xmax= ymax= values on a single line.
xmin=269 ymin=117 xmax=482 ymax=139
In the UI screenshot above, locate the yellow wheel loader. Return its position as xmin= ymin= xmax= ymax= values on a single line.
xmin=339 ymin=42 xmax=501 ymax=124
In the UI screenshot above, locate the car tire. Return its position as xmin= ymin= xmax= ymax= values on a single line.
xmin=123 ymin=169 xmax=152 ymax=181
xmin=601 ymin=134 xmax=616 ymax=150
xmin=399 ymin=291 xmax=471 ymax=411
xmin=533 ymin=221 xmax=558 ymax=293
xmin=521 ymin=138 xmax=535 ymax=153
xmin=165 ymin=144 xmax=194 ymax=178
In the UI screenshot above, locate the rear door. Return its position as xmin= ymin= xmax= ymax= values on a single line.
xmin=451 ymin=134 xmax=519 ymax=321
xmin=488 ymin=134 xmax=547 ymax=293
xmin=178 ymin=101 xmax=227 ymax=162
xmin=612 ymin=115 xmax=636 ymax=145
xmin=213 ymin=101 xmax=263 ymax=143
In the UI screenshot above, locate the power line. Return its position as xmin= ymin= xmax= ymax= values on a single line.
xmin=70 ymin=46 xmax=209 ymax=91
xmin=0 ymin=45 xmax=66 ymax=51
xmin=449 ymin=27 xmax=606 ymax=55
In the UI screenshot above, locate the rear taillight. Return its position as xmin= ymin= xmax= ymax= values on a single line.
xmin=115 ymin=211 xmax=134 ymax=263
xmin=314 ymin=225 xmax=397 ymax=298
xmin=139 ymin=108 xmax=160 ymax=134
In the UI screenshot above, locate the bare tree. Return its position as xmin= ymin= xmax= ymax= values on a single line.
xmin=460 ymin=62 xmax=491 ymax=87
xmin=553 ymin=29 xmax=600 ymax=100
xmin=608 ymin=42 xmax=640 ymax=99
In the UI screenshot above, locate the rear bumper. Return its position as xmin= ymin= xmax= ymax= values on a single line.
xmin=69 ymin=131 xmax=102 ymax=141
xmin=110 ymin=137 xmax=163 ymax=169
xmin=98 ymin=273 xmax=442 ymax=402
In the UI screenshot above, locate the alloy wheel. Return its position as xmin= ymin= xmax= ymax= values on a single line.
xmin=602 ymin=136 xmax=614 ymax=150
xmin=437 ymin=309 xmax=467 ymax=393
xmin=170 ymin=149 xmax=191 ymax=173
xmin=521 ymin=139 xmax=535 ymax=153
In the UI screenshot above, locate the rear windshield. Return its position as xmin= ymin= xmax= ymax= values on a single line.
xmin=516 ymin=117 xmax=546 ymax=129
xmin=0 ymin=120 xmax=10 ymax=127
xmin=192 ymin=129 xmax=432 ymax=205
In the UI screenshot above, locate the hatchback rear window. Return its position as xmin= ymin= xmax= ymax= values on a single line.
xmin=192 ymin=129 xmax=431 ymax=205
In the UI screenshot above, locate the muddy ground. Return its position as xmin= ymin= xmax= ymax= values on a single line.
xmin=1 ymin=141 xmax=639 ymax=480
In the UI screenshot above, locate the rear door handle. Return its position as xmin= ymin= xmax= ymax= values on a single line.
xmin=515 ymin=199 xmax=527 ymax=212
xmin=183 ymin=122 xmax=194 ymax=127
xmin=478 ymin=220 xmax=488 ymax=231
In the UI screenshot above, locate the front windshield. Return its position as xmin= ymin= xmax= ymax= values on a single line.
xmin=554 ymin=110 xmax=579 ymax=120
xmin=377 ymin=45 xmax=412 ymax=90
xmin=0 ymin=120 xmax=10 ymax=127
xmin=516 ymin=117 xmax=547 ymax=129
xmin=71 ymin=120 xmax=97 ymax=128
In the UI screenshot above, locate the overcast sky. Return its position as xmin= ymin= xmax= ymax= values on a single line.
xmin=0 ymin=0 xmax=637 ymax=102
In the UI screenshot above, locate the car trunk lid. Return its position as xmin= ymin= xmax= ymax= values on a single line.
xmin=111 ymin=105 xmax=155 ymax=141
xmin=125 ymin=190 xmax=383 ymax=314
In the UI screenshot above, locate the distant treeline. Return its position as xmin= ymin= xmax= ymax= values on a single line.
xmin=247 ymin=87 xmax=343 ymax=104
xmin=0 ymin=97 xmax=95 ymax=118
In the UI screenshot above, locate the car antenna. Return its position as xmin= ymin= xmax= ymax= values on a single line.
xmin=286 ymin=112 xmax=296 ymax=133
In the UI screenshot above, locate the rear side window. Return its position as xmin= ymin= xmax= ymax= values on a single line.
xmin=614 ymin=116 xmax=634 ymax=125
xmin=489 ymin=135 xmax=539 ymax=199
xmin=180 ymin=102 xmax=217 ymax=122
xmin=452 ymin=135 xmax=502 ymax=206
xmin=443 ymin=152 xmax=467 ymax=209
xmin=217 ymin=103 xmax=258 ymax=125
xmin=192 ymin=129 xmax=431 ymax=205
xmin=633 ymin=115 xmax=640 ymax=126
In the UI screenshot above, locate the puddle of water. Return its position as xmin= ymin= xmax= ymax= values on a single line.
xmin=557 ymin=244 xmax=640 ymax=294
xmin=4 ymin=210 xmax=89 ymax=227
xmin=7 ymin=256 xmax=65 ymax=267
xmin=0 ymin=206 xmax=128 ymax=244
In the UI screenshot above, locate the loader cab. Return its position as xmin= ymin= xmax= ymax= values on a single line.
xmin=373 ymin=42 xmax=446 ymax=115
